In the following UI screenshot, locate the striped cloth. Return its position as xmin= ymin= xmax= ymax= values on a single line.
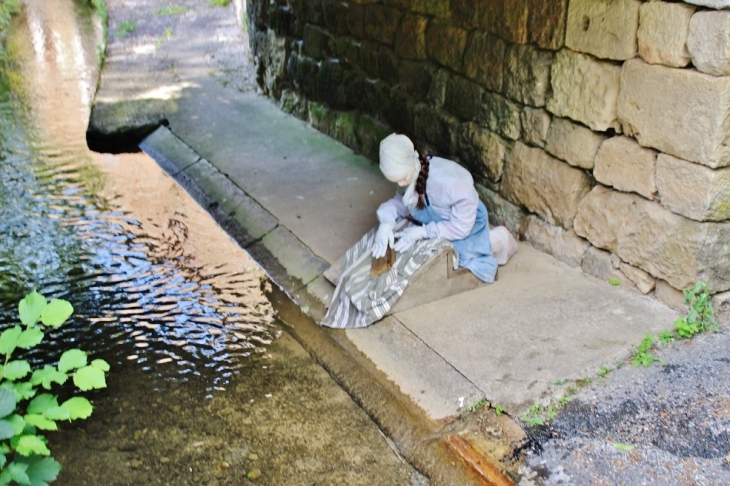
xmin=320 ymin=225 xmax=451 ymax=329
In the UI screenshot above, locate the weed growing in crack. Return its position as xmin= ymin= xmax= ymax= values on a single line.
xmin=674 ymin=281 xmax=719 ymax=339
xmin=631 ymin=334 xmax=663 ymax=367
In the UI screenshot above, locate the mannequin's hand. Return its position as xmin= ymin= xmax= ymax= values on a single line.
xmin=393 ymin=226 xmax=427 ymax=253
xmin=372 ymin=222 xmax=395 ymax=258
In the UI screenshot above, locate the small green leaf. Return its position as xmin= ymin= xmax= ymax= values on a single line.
xmin=27 ymin=394 xmax=58 ymax=415
xmin=0 ymin=388 xmax=16 ymax=418
xmin=18 ymin=291 xmax=47 ymax=327
xmin=40 ymin=299 xmax=73 ymax=327
xmin=0 ymin=326 xmax=22 ymax=356
xmin=19 ymin=456 xmax=61 ymax=486
xmin=58 ymin=349 xmax=87 ymax=373
xmin=0 ymin=381 xmax=36 ymax=402
xmin=24 ymin=414 xmax=57 ymax=431
xmin=4 ymin=360 xmax=31 ymax=381
xmin=30 ymin=366 xmax=68 ymax=390
xmin=6 ymin=414 xmax=24 ymax=436
xmin=0 ymin=420 xmax=14 ymax=440
xmin=608 ymin=278 xmax=620 ymax=286
xmin=74 ymin=365 xmax=106 ymax=391
xmin=16 ymin=435 xmax=51 ymax=456
xmin=2 ymin=460 xmax=30 ymax=483
xmin=60 ymin=396 xmax=92 ymax=420
xmin=17 ymin=328 xmax=44 ymax=349
xmin=0 ymin=452 xmax=5 ymax=470
xmin=43 ymin=406 xmax=70 ymax=422
xmin=612 ymin=442 xmax=635 ymax=451
xmin=90 ymin=359 xmax=110 ymax=372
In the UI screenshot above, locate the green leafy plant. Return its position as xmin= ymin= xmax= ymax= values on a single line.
xmin=597 ymin=365 xmax=613 ymax=378
xmin=116 ymin=20 xmax=137 ymax=38
xmin=0 ymin=0 xmax=21 ymax=59
xmin=156 ymin=27 xmax=175 ymax=48
xmin=608 ymin=278 xmax=620 ymax=286
xmin=631 ymin=334 xmax=663 ymax=367
xmin=156 ymin=6 xmax=187 ymax=16
xmin=658 ymin=330 xmax=675 ymax=345
xmin=466 ymin=399 xmax=488 ymax=413
xmin=209 ymin=0 xmax=230 ymax=6
xmin=521 ymin=404 xmax=544 ymax=427
xmin=674 ymin=281 xmax=719 ymax=339
xmin=0 ymin=291 xmax=109 ymax=485
xmin=493 ymin=404 xmax=504 ymax=415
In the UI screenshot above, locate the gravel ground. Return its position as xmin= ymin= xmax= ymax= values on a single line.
xmin=519 ymin=326 xmax=730 ymax=485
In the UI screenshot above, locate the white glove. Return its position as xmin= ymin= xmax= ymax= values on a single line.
xmin=393 ymin=225 xmax=427 ymax=253
xmin=372 ymin=222 xmax=395 ymax=258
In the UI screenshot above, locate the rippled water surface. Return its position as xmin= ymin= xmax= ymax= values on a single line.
xmin=0 ymin=0 xmax=276 ymax=392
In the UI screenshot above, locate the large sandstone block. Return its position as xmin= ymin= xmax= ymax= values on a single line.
xmin=620 ymin=262 xmax=656 ymax=295
xmin=458 ymin=123 xmax=509 ymax=182
xmin=520 ymin=107 xmax=551 ymax=148
xmin=475 ymin=183 xmax=528 ymax=234
xmin=445 ymin=76 xmax=484 ymax=121
xmin=413 ymin=103 xmax=458 ymax=154
xmin=426 ymin=20 xmax=468 ymax=72
xmin=479 ymin=0 xmax=529 ymax=45
xmin=303 ymin=25 xmax=332 ymax=59
xmin=427 ymin=68 xmax=450 ymax=109
xmin=656 ymin=153 xmax=730 ymax=222
xmin=478 ymin=92 xmax=522 ymax=141
xmin=502 ymin=142 xmax=592 ymax=229
xmin=594 ymin=136 xmax=657 ymax=200
xmin=523 ymin=215 xmax=589 ymax=268
xmin=566 ymin=0 xmax=641 ymax=61
xmin=581 ymin=247 xmax=639 ymax=291
xmin=547 ymin=49 xmax=621 ymax=132
xmin=463 ymin=31 xmax=506 ymax=93
xmin=398 ymin=61 xmax=435 ymax=102
xmin=395 ymin=14 xmax=428 ymax=60
xmin=683 ymin=1 xmax=730 ymax=11
xmin=528 ymin=0 xmax=568 ymax=50
xmin=618 ymin=59 xmax=730 ymax=169
xmin=412 ymin=0 xmax=451 ymax=19
xmin=503 ymin=44 xmax=554 ymax=108
xmin=450 ymin=0 xmax=479 ymax=29
xmin=637 ymin=2 xmax=694 ymax=68
xmin=545 ymin=117 xmax=606 ymax=170
xmin=574 ymin=185 xmax=730 ymax=293
xmin=688 ymin=11 xmax=730 ymax=76
xmin=365 ymin=4 xmax=402 ymax=45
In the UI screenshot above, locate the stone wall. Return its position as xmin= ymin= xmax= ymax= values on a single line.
xmin=248 ymin=0 xmax=730 ymax=309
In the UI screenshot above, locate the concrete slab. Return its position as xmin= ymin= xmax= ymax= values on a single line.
xmin=346 ymin=317 xmax=485 ymax=421
xmin=139 ymin=127 xmax=201 ymax=175
xmin=166 ymin=89 xmax=396 ymax=265
xmin=183 ymin=158 xmax=279 ymax=242
xmin=394 ymin=244 xmax=681 ymax=414
xmin=389 ymin=247 xmax=484 ymax=315
xmin=259 ymin=226 xmax=329 ymax=287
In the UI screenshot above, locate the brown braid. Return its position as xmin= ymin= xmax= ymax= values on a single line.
xmin=415 ymin=152 xmax=430 ymax=209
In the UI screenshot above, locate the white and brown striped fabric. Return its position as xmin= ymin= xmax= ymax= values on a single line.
xmin=320 ymin=225 xmax=451 ymax=329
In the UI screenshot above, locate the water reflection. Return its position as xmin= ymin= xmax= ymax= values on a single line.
xmin=0 ymin=0 xmax=276 ymax=392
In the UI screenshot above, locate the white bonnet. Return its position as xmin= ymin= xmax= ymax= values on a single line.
xmin=379 ymin=133 xmax=419 ymax=179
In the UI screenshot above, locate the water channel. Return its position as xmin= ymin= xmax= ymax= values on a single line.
xmin=0 ymin=1 xmax=425 ymax=484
